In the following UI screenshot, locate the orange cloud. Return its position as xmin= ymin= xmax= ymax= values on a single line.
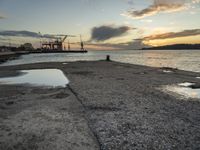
xmin=143 ymin=29 xmax=200 ymax=40
xmin=122 ymin=0 xmax=186 ymax=19
xmin=144 ymin=35 xmax=200 ymax=46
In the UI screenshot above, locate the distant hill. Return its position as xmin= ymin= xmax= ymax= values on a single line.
xmin=142 ymin=44 xmax=200 ymax=50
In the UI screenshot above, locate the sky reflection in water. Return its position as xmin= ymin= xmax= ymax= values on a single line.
xmin=165 ymin=82 xmax=200 ymax=99
xmin=0 ymin=69 xmax=69 ymax=87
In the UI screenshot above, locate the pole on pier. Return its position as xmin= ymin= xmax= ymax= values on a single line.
xmin=106 ymin=55 xmax=110 ymax=61
xmin=80 ymin=35 xmax=84 ymax=51
xmin=68 ymin=40 xmax=70 ymax=51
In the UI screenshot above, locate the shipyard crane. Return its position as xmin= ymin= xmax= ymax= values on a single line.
xmin=40 ymin=33 xmax=86 ymax=51
xmin=41 ymin=34 xmax=76 ymax=51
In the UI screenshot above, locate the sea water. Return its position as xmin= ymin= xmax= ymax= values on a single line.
xmin=1 ymin=50 xmax=200 ymax=72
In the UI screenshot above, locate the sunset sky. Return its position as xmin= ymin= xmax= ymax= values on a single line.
xmin=0 ymin=0 xmax=200 ymax=50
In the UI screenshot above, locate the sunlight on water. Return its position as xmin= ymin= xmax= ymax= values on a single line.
xmin=0 ymin=69 xmax=69 ymax=87
xmin=1 ymin=50 xmax=200 ymax=72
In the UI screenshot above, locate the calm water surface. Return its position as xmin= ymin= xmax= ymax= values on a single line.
xmin=1 ymin=50 xmax=200 ymax=72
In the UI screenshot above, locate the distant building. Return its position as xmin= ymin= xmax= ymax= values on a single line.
xmin=19 ymin=43 xmax=34 ymax=51
xmin=0 ymin=46 xmax=11 ymax=52
xmin=0 ymin=43 xmax=34 ymax=52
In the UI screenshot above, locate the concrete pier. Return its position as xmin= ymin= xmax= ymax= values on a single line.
xmin=0 ymin=61 xmax=200 ymax=150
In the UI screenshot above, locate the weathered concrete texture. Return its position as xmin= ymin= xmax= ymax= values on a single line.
xmin=0 ymin=61 xmax=200 ymax=150
xmin=0 ymin=85 xmax=99 ymax=150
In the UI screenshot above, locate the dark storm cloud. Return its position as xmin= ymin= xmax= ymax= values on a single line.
xmin=143 ymin=29 xmax=200 ymax=40
xmin=0 ymin=30 xmax=56 ymax=39
xmin=91 ymin=25 xmax=134 ymax=41
xmin=86 ymin=39 xmax=147 ymax=50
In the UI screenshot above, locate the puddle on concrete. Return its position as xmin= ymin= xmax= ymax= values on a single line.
xmin=62 ymin=63 xmax=68 ymax=65
xmin=164 ymin=82 xmax=200 ymax=99
xmin=178 ymin=82 xmax=195 ymax=87
xmin=196 ymin=77 xmax=200 ymax=79
xmin=0 ymin=69 xmax=69 ymax=87
xmin=163 ymin=70 xmax=173 ymax=73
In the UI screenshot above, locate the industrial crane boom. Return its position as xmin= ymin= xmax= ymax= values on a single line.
xmin=62 ymin=35 xmax=68 ymax=42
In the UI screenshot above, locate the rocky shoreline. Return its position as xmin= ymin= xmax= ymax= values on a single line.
xmin=0 ymin=52 xmax=29 ymax=64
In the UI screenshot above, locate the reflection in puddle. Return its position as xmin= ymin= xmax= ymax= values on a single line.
xmin=163 ymin=70 xmax=173 ymax=73
xmin=178 ymin=82 xmax=195 ymax=87
xmin=164 ymin=82 xmax=200 ymax=99
xmin=196 ymin=77 xmax=200 ymax=79
xmin=0 ymin=69 xmax=69 ymax=87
